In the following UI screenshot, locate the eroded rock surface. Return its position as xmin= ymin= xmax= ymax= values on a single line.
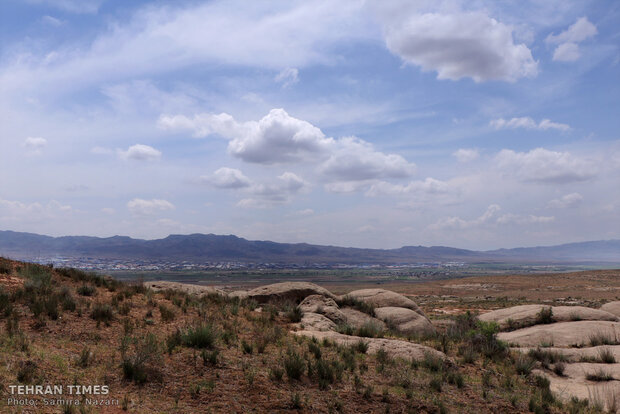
xmin=299 ymin=295 xmax=345 ymax=324
xmin=247 ymin=282 xmax=336 ymax=303
xmin=144 ymin=281 xmax=225 ymax=296
xmin=498 ymin=321 xmax=620 ymax=348
xmin=374 ymin=307 xmax=435 ymax=335
xmin=342 ymin=289 xmax=424 ymax=315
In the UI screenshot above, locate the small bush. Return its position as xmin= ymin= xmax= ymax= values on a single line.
xmin=356 ymin=321 xmax=383 ymax=338
xmin=166 ymin=328 xmax=182 ymax=354
xmin=0 ymin=261 xmax=11 ymax=274
xmin=553 ymin=362 xmax=566 ymax=377
xmin=589 ymin=331 xmax=620 ymax=347
xmin=241 ymin=339 xmax=253 ymax=355
xmin=336 ymin=296 xmax=375 ymax=316
xmin=308 ymin=341 xmax=322 ymax=359
xmin=158 ymin=304 xmax=175 ymax=322
xmin=269 ymin=366 xmax=284 ymax=382
xmin=336 ymin=323 xmax=354 ymax=336
xmin=586 ymin=369 xmax=614 ymax=382
xmin=90 ymin=303 xmax=114 ymax=323
xmin=422 ymin=352 xmax=445 ymax=372
xmin=17 ymin=360 xmax=38 ymax=383
xmin=515 ymin=354 xmax=536 ymax=376
xmin=446 ymin=371 xmax=464 ymax=388
xmin=77 ymin=347 xmax=92 ymax=368
xmin=535 ymin=307 xmax=554 ymax=325
xmin=429 ymin=377 xmax=442 ymax=393
xmin=286 ymin=306 xmax=303 ymax=323
xmin=599 ymin=347 xmax=616 ymax=363
xmin=284 ymin=349 xmax=305 ymax=380
xmin=120 ymin=334 xmax=162 ymax=384
xmin=77 ymin=285 xmax=96 ymax=296
xmin=182 ymin=323 xmax=217 ymax=349
xmin=354 ymin=340 xmax=369 ymax=354
xmin=201 ymin=349 xmax=218 ymax=366
xmin=0 ymin=290 xmax=13 ymax=317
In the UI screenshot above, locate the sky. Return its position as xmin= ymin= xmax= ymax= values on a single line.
xmin=0 ymin=0 xmax=619 ymax=250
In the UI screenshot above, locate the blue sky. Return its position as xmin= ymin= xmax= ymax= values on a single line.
xmin=0 ymin=0 xmax=619 ymax=249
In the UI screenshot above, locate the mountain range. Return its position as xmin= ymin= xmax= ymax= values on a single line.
xmin=0 ymin=230 xmax=619 ymax=265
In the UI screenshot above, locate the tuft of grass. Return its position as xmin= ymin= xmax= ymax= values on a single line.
xmin=90 ymin=303 xmax=114 ymax=324
xmin=77 ymin=285 xmax=96 ymax=296
xmin=356 ymin=321 xmax=383 ymax=338
xmin=552 ymin=362 xmax=566 ymax=377
xmin=353 ymin=340 xmax=369 ymax=354
xmin=241 ymin=339 xmax=254 ymax=354
xmin=17 ymin=360 xmax=38 ymax=383
xmin=201 ymin=349 xmax=219 ymax=366
xmin=515 ymin=354 xmax=536 ymax=376
xmin=336 ymin=295 xmax=375 ymax=316
xmin=120 ymin=333 xmax=162 ymax=384
xmin=586 ymin=368 xmax=614 ymax=382
xmin=77 ymin=347 xmax=93 ymax=368
xmin=589 ymin=331 xmax=620 ymax=347
xmin=283 ymin=349 xmax=305 ymax=381
xmin=429 ymin=377 xmax=442 ymax=393
xmin=158 ymin=304 xmax=175 ymax=322
xmin=0 ymin=261 xmax=12 ymax=274
xmin=182 ymin=323 xmax=218 ymax=349
xmin=535 ymin=307 xmax=554 ymax=325
xmin=286 ymin=306 xmax=303 ymax=323
xmin=598 ymin=347 xmax=616 ymax=364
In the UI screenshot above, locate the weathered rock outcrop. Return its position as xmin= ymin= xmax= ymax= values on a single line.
xmin=374 ymin=307 xmax=435 ymax=335
xmin=512 ymin=345 xmax=620 ymax=363
xmin=340 ymin=308 xmax=387 ymax=331
xmin=298 ymin=312 xmax=337 ymax=332
xmin=479 ymin=304 xmax=618 ymax=330
xmin=247 ymin=282 xmax=336 ymax=303
xmin=292 ymin=330 xmax=448 ymax=362
xmin=498 ymin=321 xmax=620 ymax=348
xmin=298 ymin=295 xmax=345 ymax=324
xmin=342 ymin=289 xmax=424 ymax=315
xmin=144 ymin=281 xmax=225 ymax=296
xmin=601 ymin=301 xmax=620 ymax=318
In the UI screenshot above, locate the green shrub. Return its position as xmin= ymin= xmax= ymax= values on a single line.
xmin=599 ymin=347 xmax=616 ymax=363
xmin=515 ymin=354 xmax=536 ymax=376
xmin=308 ymin=341 xmax=322 ymax=359
xmin=354 ymin=340 xmax=369 ymax=354
xmin=336 ymin=295 xmax=375 ymax=316
xmin=90 ymin=303 xmax=114 ymax=323
xmin=77 ymin=347 xmax=92 ymax=368
xmin=0 ymin=261 xmax=11 ymax=274
xmin=182 ymin=323 xmax=217 ymax=349
xmin=241 ymin=339 xmax=253 ymax=354
xmin=17 ymin=360 xmax=38 ymax=383
xmin=284 ymin=349 xmax=305 ymax=380
xmin=586 ymin=369 xmax=614 ymax=382
xmin=201 ymin=349 xmax=218 ymax=366
xmin=0 ymin=290 xmax=12 ymax=317
xmin=535 ymin=307 xmax=554 ymax=325
xmin=286 ymin=306 xmax=303 ymax=323
xmin=77 ymin=285 xmax=96 ymax=296
xmin=120 ymin=334 xmax=162 ymax=384
xmin=165 ymin=328 xmax=182 ymax=354
xmin=269 ymin=366 xmax=284 ymax=382
xmin=158 ymin=304 xmax=175 ymax=322
xmin=356 ymin=321 xmax=383 ymax=338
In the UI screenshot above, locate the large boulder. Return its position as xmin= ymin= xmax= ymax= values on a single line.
xmin=144 ymin=281 xmax=225 ymax=296
xmin=374 ymin=307 xmax=435 ymax=336
xmin=512 ymin=345 xmax=620 ymax=363
xmin=533 ymin=369 xmax=620 ymax=412
xmin=340 ymin=308 xmax=387 ymax=332
xmin=342 ymin=289 xmax=424 ymax=315
xmin=498 ymin=321 xmax=620 ymax=348
xmin=292 ymin=330 xmax=448 ymax=362
xmin=479 ymin=305 xmax=618 ymax=330
xmin=601 ymin=301 xmax=620 ymax=318
xmin=298 ymin=313 xmax=337 ymax=332
xmin=247 ymin=282 xmax=336 ymax=303
xmin=298 ymin=295 xmax=345 ymax=324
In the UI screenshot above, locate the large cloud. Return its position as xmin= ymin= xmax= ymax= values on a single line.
xmin=237 ymin=172 xmax=308 ymax=208
xmin=380 ymin=9 xmax=537 ymax=82
xmin=160 ymin=109 xmax=416 ymax=183
xmin=495 ymin=148 xmax=596 ymax=184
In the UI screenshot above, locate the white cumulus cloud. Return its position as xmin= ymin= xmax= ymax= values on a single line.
xmin=495 ymin=148 xmax=596 ymax=184
xmin=117 ymin=144 xmax=162 ymax=161
xmin=23 ymin=137 xmax=47 ymax=151
xmin=127 ymin=198 xmax=174 ymax=215
xmin=202 ymin=167 xmax=251 ymax=189
xmin=379 ymin=8 xmax=537 ymax=82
